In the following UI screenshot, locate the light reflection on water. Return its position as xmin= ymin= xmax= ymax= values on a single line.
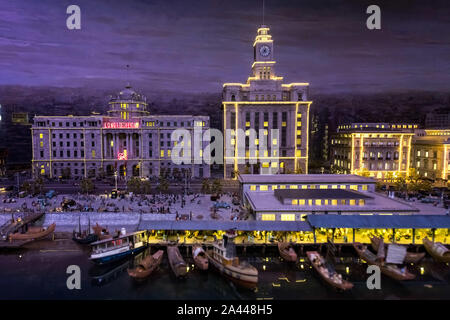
xmin=0 ymin=245 xmax=449 ymax=300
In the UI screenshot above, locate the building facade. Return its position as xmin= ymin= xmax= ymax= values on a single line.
xmin=222 ymin=25 xmax=311 ymax=178
xmin=411 ymin=129 xmax=450 ymax=180
xmin=31 ymin=85 xmax=210 ymax=179
xmin=238 ymin=174 xmax=419 ymax=222
xmin=330 ymin=123 xmax=416 ymax=179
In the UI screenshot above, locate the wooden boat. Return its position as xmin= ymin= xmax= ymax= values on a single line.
xmin=90 ymin=229 xmax=147 ymax=265
xmin=72 ymin=217 xmax=98 ymax=244
xmin=423 ymin=237 xmax=450 ymax=263
xmin=370 ymin=236 xmax=425 ymax=263
xmin=127 ymin=250 xmax=164 ymax=279
xmin=192 ymin=245 xmax=209 ymax=271
xmin=167 ymin=245 xmax=188 ymax=278
xmin=353 ymin=242 xmax=415 ymax=281
xmin=278 ymin=242 xmax=297 ymax=262
xmin=307 ymin=251 xmax=353 ymax=291
xmin=205 ymin=232 xmax=258 ymax=289
xmin=9 ymin=223 xmax=56 ymax=241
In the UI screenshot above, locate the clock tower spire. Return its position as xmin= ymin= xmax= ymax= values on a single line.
xmin=252 ymin=25 xmax=276 ymax=80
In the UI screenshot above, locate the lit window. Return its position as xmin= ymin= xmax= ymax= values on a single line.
xmin=272 ymin=185 xmax=278 ymax=190
xmin=359 ymin=199 xmax=365 ymax=206
xmin=292 ymin=199 xmax=298 ymax=205
xmin=280 ymin=185 xmax=286 ymax=189
xmin=271 ymin=162 xmax=278 ymax=168
xmin=350 ymin=185 xmax=358 ymax=190
xmin=282 ymin=121 xmax=287 ymax=127
xmin=40 ymin=141 xmax=44 ymax=147
xmin=349 ymin=199 xmax=356 ymax=206
xmin=261 ymin=214 xmax=275 ymax=221
xmin=262 ymin=162 xmax=269 ymax=168
xmin=231 ymin=139 xmax=235 ymax=145
xmin=320 ymin=185 xmax=328 ymax=189
xmin=299 ymin=199 xmax=305 ymax=205
xmin=91 ymin=150 xmax=96 ymax=158
xmin=281 ymin=214 xmax=295 ymax=221
xmin=260 ymin=185 xmax=268 ymax=191
xmin=264 ymin=121 xmax=268 ymax=127
xmin=308 ymin=199 xmax=313 ymax=206
xmin=332 ymin=199 xmax=338 ymax=205
xmin=324 ymin=199 xmax=329 ymax=205
xmin=362 ymin=185 xmax=368 ymax=191
xmin=272 ymin=139 xmax=277 ymax=145
xmin=290 ymin=185 xmax=298 ymax=189
xmin=160 ymin=150 xmax=164 ymax=157
xmin=250 ymin=185 xmax=256 ymax=191
xmin=301 ymin=185 xmax=307 ymax=189
xmin=296 ymin=150 xmax=301 ymax=157
xmin=315 ymin=199 xmax=322 ymax=205
xmin=340 ymin=185 xmax=346 ymax=189
xmin=332 ymin=185 xmax=338 ymax=189
xmin=39 ymin=133 xmax=43 ymax=139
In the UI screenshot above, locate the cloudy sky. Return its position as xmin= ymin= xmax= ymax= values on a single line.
xmin=0 ymin=0 xmax=449 ymax=94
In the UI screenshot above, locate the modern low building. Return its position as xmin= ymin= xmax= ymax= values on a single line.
xmin=222 ymin=25 xmax=311 ymax=178
xmin=330 ymin=123 xmax=417 ymax=179
xmin=31 ymin=85 xmax=211 ymax=179
xmin=238 ymin=174 xmax=419 ymax=222
xmin=411 ymin=129 xmax=450 ymax=180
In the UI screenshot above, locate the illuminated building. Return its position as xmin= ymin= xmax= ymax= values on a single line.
xmin=330 ymin=123 xmax=416 ymax=179
xmin=31 ymin=85 xmax=210 ymax=179
xmin=222 ymin=25 xmax=311 ymax=178
xmin=238 ymin=174 xmax=419 ymax=222
xmin=412 ymin=129 xmax=450 ymax=180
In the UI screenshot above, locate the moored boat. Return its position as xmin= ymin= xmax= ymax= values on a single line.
xmin=306 ymin=251 xmax=353 ymax=291
xmin=167 ymin=245 xmax=188 ymax=278
xmin=127 ymin=249 xmax=164 ymax=279
xmin=89 ymin=229 xmax=148 ymax=265
xmin=72 ymin=217 xmax=98 ymax=244
xmin=353 ymin=242 xmax=415 ymax=281
xmin=9 ymin=223 xmax=56 ymax=241
xmin=370 ymin=236 xmax=425 ymax=264
xmin=192 ymin=245 xmax=209 ymax=271
xmin=92 ymin=223 xmax=111 ymax=240
xmin=423 ymin=237 xmax=450 ymax=263
xmin=205 ymin=231 xmax=258 ymax=289
xmin=278 ymin=242 xmax=298 ymax=262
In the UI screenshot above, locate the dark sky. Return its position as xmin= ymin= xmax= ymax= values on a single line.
xmin=1 ymin=0 xmax=450 ymax=94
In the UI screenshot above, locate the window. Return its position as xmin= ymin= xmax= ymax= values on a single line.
xmin=281 ymin=214 xmax=295 ymax=221
xmin=315 ymin=199 xmax=322 ymax=205
xmin=39 ymin=133 xmax=43 ymax=139
xmin=91 ymin=150 xmax=95 ymax=158
xmin=299 ymin=199 xmax=305 ymax=205
xmin=260 ymin=185 xmax=268 ymax=191
xmin=250 ymin=185 xmax=256 ymax=191
xmin=261 ymin=214 xmax=275 ymax=221
xmin=291 ymin=199 xmax=298 ymax=205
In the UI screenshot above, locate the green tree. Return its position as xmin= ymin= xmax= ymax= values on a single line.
xmin=201 ymin=179 xmax=211 ymax=194
xmin=127 ymin=177 xmax=142 ymax=194
xmin=157 ymin=175 xmax=169 ymax=193
xmin=211 ymin=179 xmax=223 ymax=195
xmin=80 ymin=178 xmax=94 ymax=194
xmin=141 ymin=180 xmax=152 ymax=194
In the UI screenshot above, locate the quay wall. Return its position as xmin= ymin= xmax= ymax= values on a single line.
xmin=0 ymin=212 xmax=176 ymax=232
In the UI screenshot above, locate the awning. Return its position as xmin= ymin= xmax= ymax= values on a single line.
xmin=307 ymin=214 xmax=450 ymax=229
xmin=138 ymin=220 xmax=312 ymax=232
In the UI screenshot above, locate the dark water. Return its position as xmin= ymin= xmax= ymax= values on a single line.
xmin=0 ymin=243 xmax=449 ymax=300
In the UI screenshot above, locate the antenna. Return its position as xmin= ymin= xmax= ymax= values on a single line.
xmin=126 ymin=64 xmax=130 ymax=87
xmin=262 ymin=0 xmax=265 ymax=25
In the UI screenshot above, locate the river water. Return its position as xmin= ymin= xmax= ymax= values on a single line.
xmin=0 ymin=240 xmax=449 ymax=300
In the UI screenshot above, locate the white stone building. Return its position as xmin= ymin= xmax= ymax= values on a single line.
xmin=222 ymin=25 xmax=311 ymax=178
xmin=31 ymin=85 xmax=210 ymax=179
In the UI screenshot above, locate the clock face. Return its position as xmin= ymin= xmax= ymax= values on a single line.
xmin=259 ymin=45 xmax=271 ymax=57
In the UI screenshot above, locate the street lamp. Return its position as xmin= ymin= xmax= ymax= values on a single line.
xmin=114 ymin=171 xmax=118 ymax=190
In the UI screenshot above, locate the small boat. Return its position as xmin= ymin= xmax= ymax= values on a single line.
xmin=127 ymin=250 xmax=164 ymax=279
xmin=370 ymin=236 xmax=425 ymax=263
xmin=423 ymin=237 xmax=450 ymax=263
xmin=72 ymin=217 xmax=98 ymax=244
xmin=353 ymin=242 xmax=415 ymax=281
xmin=307 ymin=251 xmax=353 ymax=291
xmin=206 ymin=231 xmax=258 ymax=289
xmin=9 ymin=223 xmax=56 ymax=241
xmin=167 ymin=245 xmax=188 ymax=278
xmin=278 ymin=242 xmax=297 ymax=262
xmin=90 ymin=229 xmax=147 ymax=265
xmin=193 ymin=245 xmax=209 ymax=271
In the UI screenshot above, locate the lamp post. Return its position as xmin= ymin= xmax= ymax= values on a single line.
xmin=114 ymin=171 xmax=118 ymax=190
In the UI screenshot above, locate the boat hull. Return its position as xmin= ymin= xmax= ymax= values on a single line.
xmin=306 ymin=251 xmax=353 ymax=291
xmin=423 ymin=238 xmax=450 ymax=263
xmin=206 ymin=251 xmax=258 ymax=290
xmin=167 ymin=246 xmax=188 ymax=278
xmin=128 ymin=250 xmax=164 ymax=279
xmin=278 ymin=243 xmax=298 ymax=262
xmin=9 ymin=223 xmax=55 ymax=241
xmin=353 ymin=243 xmax=415 ymax=281
xmin=91 ymin=245 xmax=147 ymax=265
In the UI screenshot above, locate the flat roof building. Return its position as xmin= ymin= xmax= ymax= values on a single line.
xmin=238 ymin=174 xmax=419 ymax=221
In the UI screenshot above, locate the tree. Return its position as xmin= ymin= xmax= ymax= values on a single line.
xmin=201 ymin=179 xmax=211 ymax=194
xmin=211 ymin=179 xmax=223 ymax=195
xmin=141 ymin=180 xmax=152 ymax=194
xmin=127 ymin=177 xmax=142 ymax=194
xmin=157 ymin=175 xmax=169 ymax=193
xmin=80 ymin=178 xmax=94 ymax=194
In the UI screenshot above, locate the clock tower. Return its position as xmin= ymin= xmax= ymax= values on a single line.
xmin=252 ymin=25 xmax=276 ymax=80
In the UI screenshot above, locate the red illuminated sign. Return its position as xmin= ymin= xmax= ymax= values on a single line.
xmin=103 ymin=122 xmax=140 ymax=129
xmin=118 ymin=150 xmax=128 ymax=160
